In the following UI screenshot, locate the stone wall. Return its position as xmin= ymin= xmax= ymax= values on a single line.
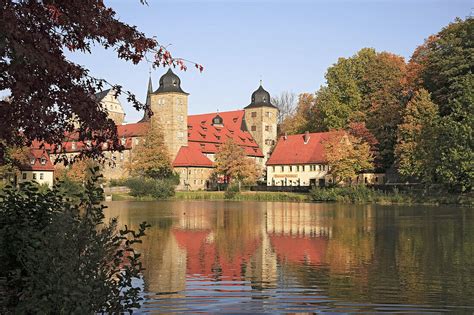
xmin=244 ymin=106 xmax=278 ymax=165
xmin=150 ymin=92 xmax=188 ymax=162
xmin=175 ymin=167 xmax=214 ymax=191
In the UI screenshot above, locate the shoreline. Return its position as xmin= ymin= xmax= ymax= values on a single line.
xmin=110 ymin=190 xmax=473 ymax=206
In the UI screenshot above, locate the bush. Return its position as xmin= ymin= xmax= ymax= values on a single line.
xmin=224 ymin=184 xmax=240 ymax=200
xmin=0 ymin=168 xmax=149 ymax=313
xmin=125 ymin=177 xmax=176 ymax=199
xmin=109 ymin=178 xmax=126 ymax=187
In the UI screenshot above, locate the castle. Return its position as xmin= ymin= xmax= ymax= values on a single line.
xmin=100 ymin=69 xmax=279 ymax=190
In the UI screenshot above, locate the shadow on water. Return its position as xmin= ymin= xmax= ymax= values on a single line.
xmin=104 ymin=200 xmax=474 ymax=313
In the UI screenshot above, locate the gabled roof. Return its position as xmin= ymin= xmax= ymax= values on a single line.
xmin=187 ymin=110 xmax=263 ymax=157
xmin=21 ymin=149 xmax=55 ymax=171
xmin=172 ymin=146 xmax=213 ymax=168
xmin=266 ymin=131 xmax=345 ymax=166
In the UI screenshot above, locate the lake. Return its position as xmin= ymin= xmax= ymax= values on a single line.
xmin=104 ymin=200 xmax=474 ymax=313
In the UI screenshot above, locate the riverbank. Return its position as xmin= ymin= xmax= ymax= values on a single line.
xmin=111 ymin=188 xmax=472 ymax=206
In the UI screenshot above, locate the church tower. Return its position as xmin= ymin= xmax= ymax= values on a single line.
xmin=244 ymin=83 xmax=279 ymax=164
xmin=148 ymin=69 xmax=189 ymax=161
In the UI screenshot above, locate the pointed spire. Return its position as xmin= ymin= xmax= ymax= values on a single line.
xmin=146 ymin=75 xmax=153 ymax=107
xmin=139 ymin=75 xmax=153 ymax=123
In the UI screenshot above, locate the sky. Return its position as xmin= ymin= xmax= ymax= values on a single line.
xmin=68 ymin=0 xmax=472 ymax=123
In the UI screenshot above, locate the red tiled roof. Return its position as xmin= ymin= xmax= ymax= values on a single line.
xmin=172 ymin=146 xmax=213 ymax=168
xmin=187 ymin=110 xmax=263 ymax=157
xmin=21 ymin=149 xmax=55 ymax=171
xmin=266 ymin=131 xmax=345 ymax=166
xmin=117 ymin=122 xmax=149 ymax=137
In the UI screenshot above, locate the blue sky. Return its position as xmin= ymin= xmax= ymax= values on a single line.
xmin=68 ymin=0 xmax=472 ymax=123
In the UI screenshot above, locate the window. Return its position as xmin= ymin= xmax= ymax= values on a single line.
xmin=178 ymin=131 xmax=184 ymax=139
xmin=297 ymin=165 xmax=300 ymax=172
xmin=72 ymin=142 xmax=76 ymax=150
xmin=120 ymin=153 xmax=124 ymax=161
xmin=272 ymin=166 xmax=275 ymax=172
xmin=290 ymin=166 xmax=293 ymax=172
xmin=251 ymin=125 xmax=256 ymax=131
xmin=22 ymin=173 xmax=27 ymax=180
xmin=40 ymin=157 xmax=46 ymax=165
xmin=251 ymin=112 xmax=257 ymax=118
xmin=33 ymin=173 xmax=37 ymax=180
xmin=40 ymin=173 xmax=44 ymax=180
xmin=135 ymin=138 xmax=140 ymax=145
xmin=179 ymin=115 xmax=184 ymax=121
xmin=121 ymin=137 xmax=126 ymax=145
xmin=30 ymin=157 xmax=35 ymax=165
xmin=265 ymin=125 xmax=271 ymax=132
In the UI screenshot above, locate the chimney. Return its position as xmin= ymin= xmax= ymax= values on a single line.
xmin=304 ymin=131 xmax=310 ymax=144
xmin=283 ymin=132 xmax=288 ymax=140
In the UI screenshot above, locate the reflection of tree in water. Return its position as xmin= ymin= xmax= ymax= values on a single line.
xmin=106 ymin=201 xmax=474 ymax=309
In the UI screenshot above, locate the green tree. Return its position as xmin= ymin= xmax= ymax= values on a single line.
xmin=127 ymin=123 xmax=173 ymax=179
xmin=323 ymin=133 xmax=374 ymax=185
xmin=410 ymin=18 xmax=473 ymax=191
xmin=395 ymin=89 xmax=439 ymax=182
xmin=315 ymin=48 xmax=407 ymax=169
xmin=214 ymin=139 xmax=260 ymax=190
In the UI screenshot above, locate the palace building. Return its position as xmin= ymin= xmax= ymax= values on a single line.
xmin=38 ymin=69 xmax=279 ymax=190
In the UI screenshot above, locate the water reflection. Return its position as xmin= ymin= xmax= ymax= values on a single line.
xmin=104 ymin=201 xmax=474 ymax=313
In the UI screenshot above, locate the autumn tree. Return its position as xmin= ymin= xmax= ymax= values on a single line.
xmin=314 ymin=48 xmax=407 ymax=169
xmin=323 ymin=132 xmax=374 ymax=185
xmin=0 ymin=145 xmax=30 ymax=184
xmin=214 ymin=139 xmax=260 ymax=190
xmin=0 ymin=0 xmax=202 ymax=162
xmin=395 ymin=89 xmax=439 ymax=182
xmin=127 ymin=123 xmax=173 ymax=179
xmin=280 ymin=93 xmax=321 ymax=135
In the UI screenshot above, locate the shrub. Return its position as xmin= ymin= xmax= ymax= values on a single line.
xmin=0 ymin=168 xmax=149 ymax=313
xmin=109 ymin=178 xmax=127 ymax=187
xmin=125 ymin=177 xmax=176 ymax=199
xmin=224 ymin=184 xmax=240 ymax=200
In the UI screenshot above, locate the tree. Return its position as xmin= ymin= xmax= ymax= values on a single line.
xmin=0 ymin=0 xmax=202 ymax=162
xmin=323 ymin=132 xmax=374 ymax=185
xmin=127 ymin=123 xmax=173 ymax=179
xmin=280 ymin=93 xmax=321 ymax=135
xmin=271 ymin=91 xmax=297 ymax=126
xmin=214 ymin=139 xmax=260 ymax=190
xmin=314 ymin=48 xmax=407 ymax=169
xmin=395 ymin=89 xmax=439 ymax=182
xmin=0 ymin=145 xmax=29 ymax=184
xmin=409 ymin=18 xmax=473 ymax=191
xmin=0 ymin=171 xmax=149 ymax=313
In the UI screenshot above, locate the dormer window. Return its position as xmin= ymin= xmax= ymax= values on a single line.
xmin=212 ymin=114 xmax=224 ymax=127
xmin=40 ymin=157 xmax=46 ymax=165
xmin=30 ymin=157 xmax=35 ymax=165
xmin=71 ymin=142 xmax=76 ymax=150
xmin=172 ymin=80 xmax=177 ymax=86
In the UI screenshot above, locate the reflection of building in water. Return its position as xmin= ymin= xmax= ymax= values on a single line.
xmin=265 ymin=202 xmax=332 ymax=238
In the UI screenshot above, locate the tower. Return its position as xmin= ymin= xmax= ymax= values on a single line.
xmin=138 ymin=76 xmax=153 ymax=123
xmin=149 ymin=69 xmax=189 ymax=161
xmin=95 ymin=89 xmax=126 ymax=125
xmin=244 ymin=83 xmax=279 ymax=164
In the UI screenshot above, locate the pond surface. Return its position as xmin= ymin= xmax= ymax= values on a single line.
xmin=104 ymin=201 xmax=474 ymax=313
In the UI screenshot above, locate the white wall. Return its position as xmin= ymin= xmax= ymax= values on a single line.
xmin=266 ymin=164 xmax=329 ymax=186
xmin=19 ymin=171 xmax=54 ymax=187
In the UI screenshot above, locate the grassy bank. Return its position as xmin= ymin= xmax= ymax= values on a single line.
xmin=310 ymin=186 xmax=473 ymax=206
xmin=111 ymin=187 xmax=472 ymax=206
xmin=111 ymin=191 xmax=310 ymax=202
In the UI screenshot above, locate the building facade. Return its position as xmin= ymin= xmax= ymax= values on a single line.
xmin=39 ymin=69 xmax=278 ymax=190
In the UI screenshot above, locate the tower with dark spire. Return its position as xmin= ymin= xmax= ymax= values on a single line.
xmin=139 ymin=75 xmax=154 ymax=123
xmin=148 ymin=68 xmax=189 ymax=160
xmin=244 ymin=82 xmax=279 ymax=165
